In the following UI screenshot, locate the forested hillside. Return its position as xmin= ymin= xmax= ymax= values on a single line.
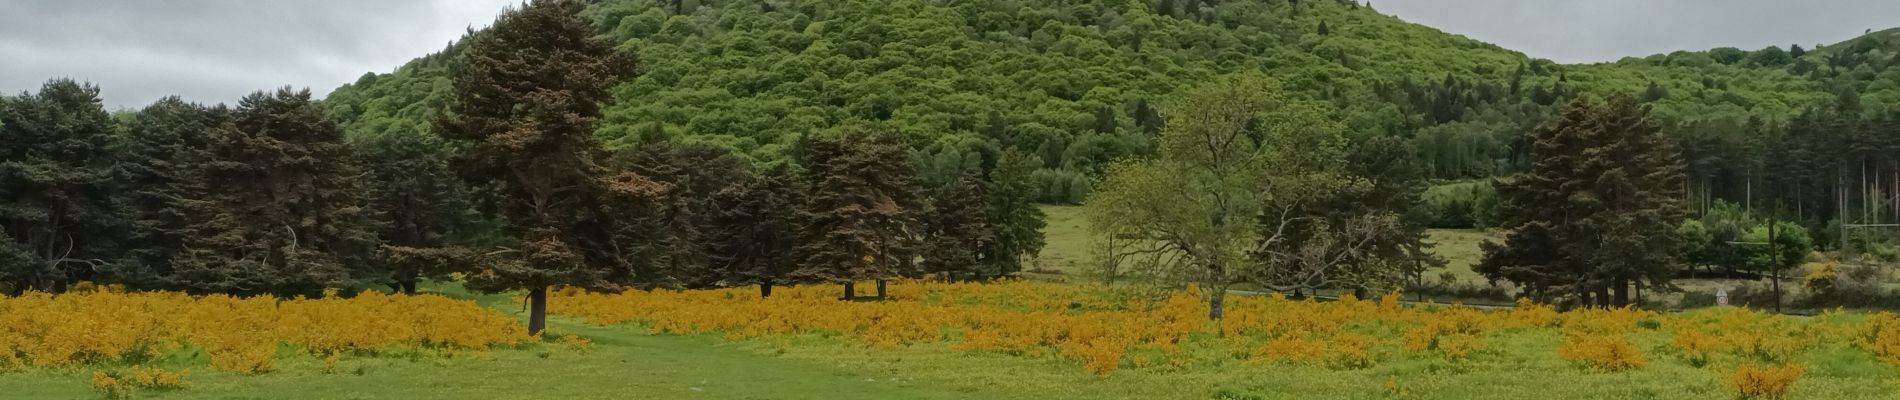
xmin=327 ymin=0 xmax=1900 ymax=209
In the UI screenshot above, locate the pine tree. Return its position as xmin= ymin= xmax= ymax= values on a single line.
xmin=982 ymin=148 xmax=1046 ymax=277
xmin=168 ymin=88 xmax=377 ymax=296
xmin=112 ymin=97 xmax=224 ymax=289
xmin=350 ymin=129 xmax=475 ymax=294
xmin=0 ymin=79 xmax=123 ymax=293
xmin=435 ymin=0 xmax=640 ymax=334
xmin=718 ymin=163 xmax=801 ymax=297
xmin=793 ymin=131 xmax=924 ymax=299
xmin=1318 ymin=21 xmax=1331 ymax=36
xmin=923 ymin=168 xmax=992 ymax=280
xmin=1479 ymin=95 xmax=1686 ymax=306
xmin=615 ymin=142 xmax=755 ymax=289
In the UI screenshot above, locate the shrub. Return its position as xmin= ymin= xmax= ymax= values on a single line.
xmin=1557 ymin=334 xmax=1647 ymax=372
xmin=1726 ymin=363 xmax=1803 ymax=399
xmin=0 ymin=288 xmax=530 ymax=373
xmin=92 ymin=366 xmax=190 ymax=399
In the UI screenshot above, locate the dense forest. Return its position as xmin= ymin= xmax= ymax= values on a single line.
xmin=9 ymin=0 xmax=1900 ymax=317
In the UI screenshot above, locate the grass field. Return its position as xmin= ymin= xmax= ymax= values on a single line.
xmin=5 ymin=211 xmax=1895 ymax=399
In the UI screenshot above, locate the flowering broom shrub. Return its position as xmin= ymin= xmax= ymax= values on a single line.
xmin=544 ymin=279 xmax=1897 ymax=381
xmin=1726 ymin=363 xmax=1804 ymax=399
xmin=0 ymin=287 xmax=531 ymax=374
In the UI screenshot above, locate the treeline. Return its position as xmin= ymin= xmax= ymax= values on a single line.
xmin=0 ymin=0 xmax=1046 ymax=330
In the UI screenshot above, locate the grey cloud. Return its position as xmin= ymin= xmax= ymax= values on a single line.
xmin=0 ymin=0 xmax=514 ymax=109
xmin=1375 ymin=0 xmax=1900 ymax=64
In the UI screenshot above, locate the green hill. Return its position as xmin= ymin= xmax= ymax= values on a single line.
xmin=322 ymin=0 xmax=1898 ymax=183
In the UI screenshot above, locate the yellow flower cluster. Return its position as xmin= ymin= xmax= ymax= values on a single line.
xmin=545 ymin=280 xmax=1885 ymax=380
xmin=1666 ymin=307 xmax=1817 ymax=367
xmin=1726 ymin=362 xmax=1805 ymax=399
xmin=91 ymin=366 xmax=189 ymax=399
xmin=0 ymin=286 xmax=530 ymax=374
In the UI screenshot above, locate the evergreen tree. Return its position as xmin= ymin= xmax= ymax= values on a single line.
xmin=436 ymin=0 xmax=641 ymax=334
xmin=982 ymin=148 xmax=1047 ymax=277
xmin=168 ymin=88 xmax=377 ymax=296
xmin=718 ymin=163 xmax=801 ymax=297
xmin=1479 ymin=95 xmax=1686 ymax=306
xmin=922 ymin=168 xmax=992 ymax=280
xmin=615 ymin=141 xmax=755 ymax=289
xmin=350 ymin=130 xmax=475 ymax=294
xmin=1318 ymin=20 xmax=1331 ymax=36
xmin=793 ymin=130 xmax=924 ymax=299
xmin=112 ymin=97 xmax=223 ymax=289
xmin=0 ymin=79 xmax=123 ymax=293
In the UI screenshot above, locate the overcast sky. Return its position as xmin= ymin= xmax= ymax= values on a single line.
xmin=1 ymin=0 xmax=514 ymax=110
xmin=1377 ymin=0 xmax=1900 ymax=64
xmin=6 ymin=1 xmax=1900 ymax=109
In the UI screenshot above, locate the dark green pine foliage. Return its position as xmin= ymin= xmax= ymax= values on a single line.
xmin=349 ymin=130 xmax=476 ymax=294
xmin=0 ymin=79 xmax=124 ymax=293
xmin=435 ymin=0 xmax=642 ymax=334
xmin=1478 ymin=100 xmax=1599 ymax=302
xmin=1340 ymin=136 xmax=1445 ymax=290
xmin=614 ymin=141 xmax=755 ymax=289
xmin=981 ymin=148 xmax=1047 ymax=277
xmin=168 ymin=88 xmax=377 ymax=296
xmin=794 ymin=131 xmax=925 ymax=298
xmin=922 ymin=168 xmax=992 ymax=280
xmin=1573 ymin=94 xmax=1687 ymax=305
xmin=1480 ymin=95 xmax=1686 ymax=306
xmin=112 ymin=97 xmax=224 ymax=289
xmin=717 ymin=163 xmax=801 ymax=297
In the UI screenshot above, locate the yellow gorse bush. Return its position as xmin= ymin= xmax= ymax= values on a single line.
xmin=0 ymin=287 xmax=531 ymax=373
xmin=1727 ymin=363 xmax=1805 ymax=399
xmin=545 ymin=280 xmax=1896 ymax=378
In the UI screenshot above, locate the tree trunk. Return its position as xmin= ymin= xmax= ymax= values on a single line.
xmin=1207 ymin=289 xmax=1226 ymax=320
xmin=842 ymin=281 xmax=855 ymax=300
xmin=760 ymin=280 xmax=774 ymax=298
xmin=876 ymin=279 xmax=888 ymax=298
xmin=397 ymin=279 xmax=418 ymax=295
xmin=1597 ymin=287 xmax=1611 ymax=308
xmin=1612 ymin=278 xmax=1630 ymax=307
xmin=527 ymin=287 xmax=548 ymax=335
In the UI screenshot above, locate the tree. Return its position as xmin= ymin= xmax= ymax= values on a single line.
xmin=113 ymin=97 xmax=223 ymax=289
xmin=1675 ymin=219 xmax=1712 ymax=269
xmin=1087 ymin=73 xmax=1372 ymax=319
xmin=613 ymin=141 xmax=756 ymax=289
xmin=717 ymin=163 xmax=801 ymax=297
xmin=793 ymin=130 xmax=924 ymax=299
xmin=981 ymin=148 xmax=1047 ymax=277
xmin=436 ymin=0 xmax=642 ymax=335
xmin=1743 ymin=220 xmax=1810 ymax=311
xmin=922 ymin=168 xmax=992 ymax=280
xmin=1749 ymin=45 xmax=1792 ymax=67
xmin=1317 ymin=21 xmax=1331 ymax=36
xmin=1479 ymin=95 xmax=1687 ymax=307
xmin=1790 ymin=44 xmax=1807 ymax=59
xmin=350 ymin=130 xmax=475 ymax=294
xmin=168 ymin=88 xmax=377 ymax=296
xmin=0 ymin=79 xmax=123 ymax=293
